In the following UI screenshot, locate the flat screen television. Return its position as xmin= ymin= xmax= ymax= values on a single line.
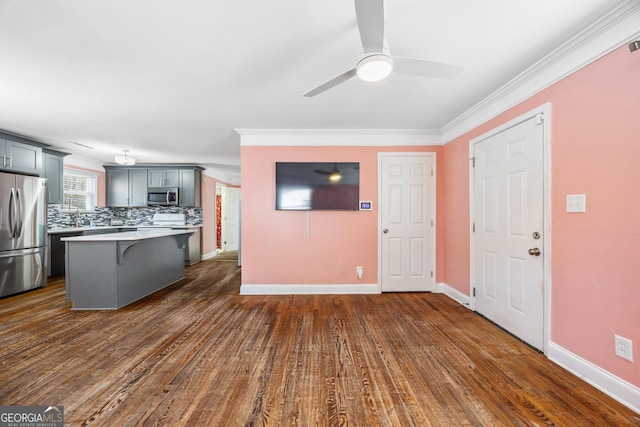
xmin=275 ymin=162 xmax=360 ymax=210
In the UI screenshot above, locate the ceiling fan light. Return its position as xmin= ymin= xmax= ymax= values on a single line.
xmin=329 ymin=172 xmax=342 ymax=182
xmin=115 ymin=150 xmax=136 ymax=165
xmin=357 ymin=54 xmax=393 ymax=82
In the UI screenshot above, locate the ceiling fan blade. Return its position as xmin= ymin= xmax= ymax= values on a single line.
xmin=303 ymin=68 xmax=357 ymax=97
xmin=393 ymin=57 xmax=463 ymax=80
xmin=354 ymin=0 xmax=384 ymax=52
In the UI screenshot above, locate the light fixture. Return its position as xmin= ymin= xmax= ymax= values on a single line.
xmin=356 ymin=53 xmax=393 ymax=82
xmin=115 ymin=150 xmax=136 ymax=165
xmin=630 ymin=40 xmax=640 ymax=53
xmin=328 ymin=164 xmax=342 ymax=182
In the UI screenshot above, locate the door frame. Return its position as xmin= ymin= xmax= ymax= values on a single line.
xmin=378 ymin=152 xmax=437 ymax=293
xmin=468 ymin=102 xmax=552 ymax=353
xmin=221 ymin=187 xmax=241 ymax=252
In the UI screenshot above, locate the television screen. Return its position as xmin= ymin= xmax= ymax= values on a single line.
xmin=275 ymin=162 xmax=360 ymax=210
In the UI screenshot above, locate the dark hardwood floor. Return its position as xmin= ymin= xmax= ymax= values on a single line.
xmin=0 ymin=260 xmax=638 ymax=426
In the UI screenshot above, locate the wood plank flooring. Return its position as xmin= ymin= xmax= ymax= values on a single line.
xmin=0 ymin=260 xmax=638 ymax=426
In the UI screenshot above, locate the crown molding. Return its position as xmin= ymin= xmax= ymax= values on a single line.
xmin=236 ymin=2 xmax=640 ymax=149
xmin=441 ymin=0 xmax=640 ymax=143
xmin=236 ymin=128 xmax=443 ymax=147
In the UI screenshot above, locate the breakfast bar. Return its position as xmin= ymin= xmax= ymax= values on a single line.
xmin=62 ymin=229 xmax=194 ymax=310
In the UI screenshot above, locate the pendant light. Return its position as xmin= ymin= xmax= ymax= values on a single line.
xmin=115 ymin=150 xmax=136 ymax=166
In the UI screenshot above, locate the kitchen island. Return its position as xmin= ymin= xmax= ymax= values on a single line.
xmin=62 ymin=229 xmax=194 ymax=310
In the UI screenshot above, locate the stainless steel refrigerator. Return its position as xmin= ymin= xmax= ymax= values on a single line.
xmin=0 ymin=171 xmax=47 ymax=297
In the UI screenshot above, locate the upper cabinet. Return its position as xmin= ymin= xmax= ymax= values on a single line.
xmin=105 ymin=168 xmax=148 ymax=207
xmin=148 ymin=169 xmax=179 ymax=187
xmin=0 ymin=137 xmax=42 ymax=175
xmin=42 ymin=149 xmax=68 ymax=204
xmin=179 ymin=168 xmax=201 ymax=207
xmin=106 ymin=165 xmax=202 ymax=207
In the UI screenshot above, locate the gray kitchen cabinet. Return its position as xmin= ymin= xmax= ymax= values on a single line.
xmin=0 ymin=138 xmax=42 ymax=175
xmin=42 ymin=149 xmax=67 ymax=204
xmin=148 ymin=169 xmax=179 ymax=187
xmin=129 ymin=168 xmax=148 ymax=206
xmin=106 ymin=169 xmax=129 ymax=206
xmin=106 ymin=165 xmax=202 ymax=207
xmin=179 ymin=168 xmax=201 ymax=207
xmin=106 ymin=168 xmax=148 ymax=207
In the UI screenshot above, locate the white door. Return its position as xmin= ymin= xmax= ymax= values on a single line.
xmin=222 ymin=187 xmax=240 ymax=251
xmin=380 ymin=153 xmax=436 ymax=292
xmin=473 ymin=114 xmax=544 ymax=350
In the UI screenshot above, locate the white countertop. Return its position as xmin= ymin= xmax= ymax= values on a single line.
xmin=61 ymin=229 xmax=195 ymax=242
xmin=48 ymin=224 xmax=202 ymax=234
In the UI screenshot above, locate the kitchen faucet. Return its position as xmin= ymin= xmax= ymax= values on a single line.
xmin=74 ymin=209 xmax=80 ymax=227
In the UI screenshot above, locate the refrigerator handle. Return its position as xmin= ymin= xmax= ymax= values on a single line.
xmin=9 ymin=188 xmax=16 ymax=238
xmin=16 ymin=188 xmax=23 ymax=237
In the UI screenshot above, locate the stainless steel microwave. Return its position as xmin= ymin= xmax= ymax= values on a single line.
xmin=147 ymin=187 xmax=179 ymax=205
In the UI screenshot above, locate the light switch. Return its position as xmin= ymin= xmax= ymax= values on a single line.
xmin=566 ymin=194 xmax=586 ymax=213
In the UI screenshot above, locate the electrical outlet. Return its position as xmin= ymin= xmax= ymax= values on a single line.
xmin=614 ymin=335 xmax=633 ymax=362
xmin=356 ymin=266 xmax=363 ymax=279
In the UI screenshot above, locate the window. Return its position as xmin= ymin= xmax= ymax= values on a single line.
xmin=63 ymin=169 xmax=97 ymax=211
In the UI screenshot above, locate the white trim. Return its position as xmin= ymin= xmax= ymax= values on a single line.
xmin=201 ymin=251 xmax=217 ymax=260
xmin=442 ymin=2 xmax=640 ymax=144
xmin=235 ymin=5 xmax=640 ymax=152
xmin=548 ymin=342 xmax=640 ymax=414
xmin=239 ymin=283 xmax=380 ymax=295
xmin=377 ymin=152 xmax=437 ymax=293
xmin=468 ymin=103 xmax=552 ymax=353
xmin=436 ymin=282 xmax=472 ymax=308
xmin=236 ymin=129 xmax=443 ymax=147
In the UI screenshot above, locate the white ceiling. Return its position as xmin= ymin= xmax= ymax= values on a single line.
xmin=0 ymin=0 xmax=628 ymax=184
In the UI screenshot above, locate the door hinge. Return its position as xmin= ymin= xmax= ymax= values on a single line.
xmin=430 ymin=270 xmax=434 ymax=278
xmin=431 ymin=219 xmax=434 ymax=227
xmin=431 ymin=169 xmax=434 ymax=177
xmin=472 ymin=222 xmax=475 ymax=232
xmin=470 ymin=157 xmax=475 ymax=167
xmin=473 ymin=287 xmax=476 ymax=297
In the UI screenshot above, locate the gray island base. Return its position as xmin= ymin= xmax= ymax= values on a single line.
xmin=62 ymin=230 xmax=194 ymax=310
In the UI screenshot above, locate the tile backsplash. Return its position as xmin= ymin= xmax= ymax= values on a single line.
xmin=47 ymin=205 xmax=203 ymax=229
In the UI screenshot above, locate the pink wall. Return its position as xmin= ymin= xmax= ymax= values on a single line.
xmin=443 ymin=44 xmax=640 ymax=386
xmin=241 ymin=145 xmax=444 ymax=285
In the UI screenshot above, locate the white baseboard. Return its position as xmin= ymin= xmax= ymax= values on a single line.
xmin=436 ymin=282 xmax=472 ymax=309
xmin=242 ymin=281 xmax=640 ymax=414
xmin=548 ymin=342 xmax=640 ymax=414
xmin=436 ymin=283 xmax=640 ymax=414
xmin=201 ymin=251 xmax=218 ymax=260
xmin=240 ymin=283 xmax=380 ymax=295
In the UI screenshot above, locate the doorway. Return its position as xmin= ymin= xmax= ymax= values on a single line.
xmin=215 ymin=184 xmax=241 ymax=253
xmin=470 ymin=105 xmax=550 ymax=351
xmin=221 ymin=187 xmax=240 ymax=251
xmin=379 ymin=153 xmax=436 ymax=292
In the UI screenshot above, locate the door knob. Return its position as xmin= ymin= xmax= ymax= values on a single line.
xmin=528 ymin=247 xmax=541 ymax=256
xmin=383 ymin=229 xmax=389 ymax=234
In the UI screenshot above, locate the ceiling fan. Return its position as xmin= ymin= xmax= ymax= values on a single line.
xmin=303 ymin=0 xmax=463 ymax=97
xmin=314 ymin=163 xmax=344 ymax=182
xmin=314 ymin=163 xmax=359 ymax=182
